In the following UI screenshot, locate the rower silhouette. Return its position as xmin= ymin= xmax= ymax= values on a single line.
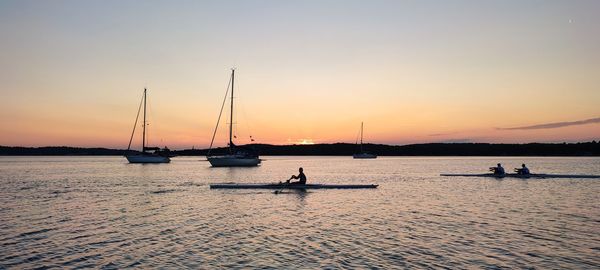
xmin=515 ymin=164 xmax=530 ymax=175
xmin=287 ymin=167 xmax=307 ymax=185
xmin=490 ymin=163 xmax=505 ymax=175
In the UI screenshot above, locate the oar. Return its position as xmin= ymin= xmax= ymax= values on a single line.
xmin=274 ymin=178 xmax=292 ymax=194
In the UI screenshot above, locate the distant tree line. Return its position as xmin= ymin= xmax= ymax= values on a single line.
xmin=2 ymin=141 xmax=598 ymax=156
xmin=179 ymin=142 xmax=600 ymax=156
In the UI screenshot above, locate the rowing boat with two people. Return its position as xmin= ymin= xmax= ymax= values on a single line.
xmin=441 ymin=163 xmax=600 ymax=179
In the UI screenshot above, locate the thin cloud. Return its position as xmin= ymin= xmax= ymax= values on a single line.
xmin=433 ymin=138 xmax=472 ymax=143
xmin=428 ymin=132 xmax=458 ymax=137
xmin=498 ymin=117 xmax=600 ymax=130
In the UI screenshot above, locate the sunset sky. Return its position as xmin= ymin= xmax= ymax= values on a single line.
xmin=1 ymin=0 xmax=599 ymax=149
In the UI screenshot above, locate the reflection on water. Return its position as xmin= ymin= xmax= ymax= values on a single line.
xmin=0 ymin=156 xmax=599 ymax=268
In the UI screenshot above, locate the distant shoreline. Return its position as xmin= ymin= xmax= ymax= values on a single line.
xmin=1 ymin=142 xmax=599 ymax=156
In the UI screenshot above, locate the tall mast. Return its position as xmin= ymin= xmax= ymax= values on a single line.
xmin=360 ymin=122 xmax=363 ymax=152
xmin=229 ymin=69 xmax=234 ymax=150
xmin=142 ymin=88 xmax=147 ymax=152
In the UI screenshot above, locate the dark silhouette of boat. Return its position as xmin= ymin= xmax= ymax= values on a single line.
xmin=206 ymin=69 xmax=260 ymax=167
xmin=125 ymin=88 xmax=171 ymax=163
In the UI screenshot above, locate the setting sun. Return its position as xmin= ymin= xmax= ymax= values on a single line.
xmin=298 ymin=139 xmax=315 ymax=145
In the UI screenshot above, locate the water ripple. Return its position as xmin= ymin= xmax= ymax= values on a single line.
xmin=0 ymin=156 xmax=599 ymax=268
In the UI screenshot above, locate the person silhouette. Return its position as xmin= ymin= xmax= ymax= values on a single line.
xmin=490 ymin=163 xmax=505 ymax=175
xmin=515 ymin=164 xmax=530 ymax=175
xmin=287 ymin=167 xmax=307 ymax=185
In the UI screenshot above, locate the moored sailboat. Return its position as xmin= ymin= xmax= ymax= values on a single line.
xmin=125 ymin=88 xmax=171 ymax=163
xmin=353 ymin=122 xmax=377 ymax=159
xmin=206 ymin=69 xmax=261 ymax=167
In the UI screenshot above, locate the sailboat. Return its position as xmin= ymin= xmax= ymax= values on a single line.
xmin=206 ymin=69 xmax=261 ymax=167
xmin=353 ymin=122 xmax=377 ymax=159
xmin=125 ymin=88 xmax=171 ymax=163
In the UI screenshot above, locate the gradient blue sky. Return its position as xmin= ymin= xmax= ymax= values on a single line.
xmin=1 ymin=0 xmax=599 ymax=148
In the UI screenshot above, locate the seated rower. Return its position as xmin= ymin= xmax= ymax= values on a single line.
xmin=515 ymin=164 xmax=530 ymax=175
xmin=287 ymin=167 xmax=307 ymax=185
xmin=489 ymin=163 xmax=505 ymax=175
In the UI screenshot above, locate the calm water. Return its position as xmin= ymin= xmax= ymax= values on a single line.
xmin=0 ymin=156 xmax=599 ymax=269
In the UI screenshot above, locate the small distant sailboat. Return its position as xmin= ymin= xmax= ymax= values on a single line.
xmin=206 ymin=69 xmax=261 ymax=167
xmin=125 ymin=88 xmax=171 ymax=163
xmin=353 ymin=122 xmax=377 ymax=159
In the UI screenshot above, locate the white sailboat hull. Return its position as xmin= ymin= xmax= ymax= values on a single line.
xmin=353 ymin=153 xmax=377 ymax=159
xmin=207 ymin=155 xmax=261 ymax=167
xmin=125 ymin=154 xmax=170 ymax=163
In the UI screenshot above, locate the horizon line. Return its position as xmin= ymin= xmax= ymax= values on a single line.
xmin=1 ymin=140 xmax=598 ymax=151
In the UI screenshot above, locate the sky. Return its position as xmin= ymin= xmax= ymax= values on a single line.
xmin=0 ymin=0 xmax=599 ymax=149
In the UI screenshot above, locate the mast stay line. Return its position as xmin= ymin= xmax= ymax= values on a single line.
xmin=207 ymin=72 xmax=233 ymax=156
xmin=127 ymin=91 xmax=145 ymax=151
xmin=229 ymin=69 xmax=234 ymax=151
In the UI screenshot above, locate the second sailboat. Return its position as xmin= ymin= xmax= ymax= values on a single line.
xmin=206 ymin=69 xmax=261 ymax=167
